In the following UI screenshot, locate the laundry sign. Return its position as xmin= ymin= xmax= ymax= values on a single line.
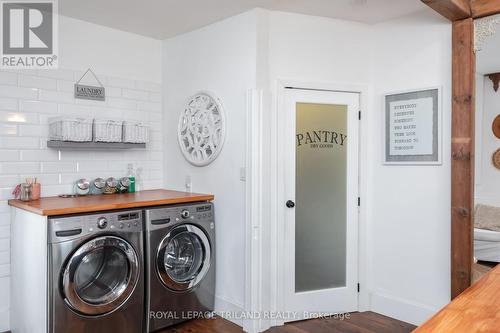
xmin=74 ymin=84 xmax=105 ymax=101
xmin=74 ymin=68 xmax=105 ymax=101
xmin=384 ymin=88 xmax=441 ymax=165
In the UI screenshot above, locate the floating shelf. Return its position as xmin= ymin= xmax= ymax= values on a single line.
xmin=47 ymin=141 xmax=146 ymax=150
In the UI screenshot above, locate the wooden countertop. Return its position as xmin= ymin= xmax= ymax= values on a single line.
xmin=8 ymin=189 xmax=214 ymax=216
xmin=414 ymin=264 xmax=500 ymax=332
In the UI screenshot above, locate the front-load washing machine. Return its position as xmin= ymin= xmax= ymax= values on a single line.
xmin=145 ymin=202 xmax=215 ymax=332
xmin=48 ymin=209 xmax=144 ymax=333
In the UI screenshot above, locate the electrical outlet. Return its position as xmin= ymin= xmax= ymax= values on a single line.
xmin=185 ymin=175 xmax=192 ymax=192
xmin=240 ymin=167 xmax=246 ymax=182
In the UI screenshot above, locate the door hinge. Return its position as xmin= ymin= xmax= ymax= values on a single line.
xmin=358 ymin=197 xmax=360 ymax=207
xmin=357 ymin=283 xmax=360 ymax=293
xmin=358 ymin=110 xmax=361 ymax=120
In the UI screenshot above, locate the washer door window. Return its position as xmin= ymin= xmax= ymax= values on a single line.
xmin=62 ymin=236 xmax=139 ymax=316
xmin=157 ymin=224 xmax=211 ymax=291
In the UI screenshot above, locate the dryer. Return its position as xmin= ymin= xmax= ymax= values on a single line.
xmin=145 ymin=202 xmax=215 ymax=332
xmin=48 ymin=209 xmax=144 ymax=333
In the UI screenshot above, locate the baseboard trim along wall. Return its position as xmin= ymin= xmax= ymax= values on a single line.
xmin=214 ymin=294 xmax=245 ymax=327
xmin=370 ymin=291 xmax=440 ymax=326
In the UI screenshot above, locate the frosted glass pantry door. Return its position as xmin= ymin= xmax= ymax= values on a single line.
xmin=283 ymin=88 xmax=359 ymax=321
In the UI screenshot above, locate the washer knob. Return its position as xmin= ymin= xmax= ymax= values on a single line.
xmin=181 ymin=209 xmax=190 ymax=219
xmin=97 ymin=217 xmax=108 ymax=229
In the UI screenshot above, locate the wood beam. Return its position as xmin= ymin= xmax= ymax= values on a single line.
xmin=471 ymin=0 xmax=500 ymax=18
xmin=451 ymin=18 xmax=475 ymax=299
xmin=421 ymin=0 xmax=471 ymax=21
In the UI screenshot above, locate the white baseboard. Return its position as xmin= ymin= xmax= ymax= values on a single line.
xmin=370 ymin=291 xmax=440 ymax=326
xmin=0 ymin=309 xmax=9 ymax=332
xmin=214 ymin=295 xmax=245 ymax=328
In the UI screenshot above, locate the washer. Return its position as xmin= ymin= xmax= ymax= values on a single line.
xmin=145 ymin=202 xmax=215 ymax=332
xmin=48 ymin=210 xmax=144 ymax=333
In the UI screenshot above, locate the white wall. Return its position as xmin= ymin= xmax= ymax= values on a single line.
xmin=0 ymin=16 xmax=162 ymax=332
xmin=369 ymin=10 xmax=452 ymax=324
xmin=162 ymin=11 xmax=259 ymax=324
xmin=161 ymin=8 xmax=452 ymax=330
xmin=476 ymin=76 xmax=500 ymax=206
xmin=264 ymin=9 xmax=451 ymax=328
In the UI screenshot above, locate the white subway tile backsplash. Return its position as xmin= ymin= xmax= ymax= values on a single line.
xmin=135 ymin=80 xmax=161 ymax=93
xmin=39 ymin=89 xmax=74 ymax=103
xmin=20 ymin=149 xmax=59 ymax=161
xmin=0 ymin=176 xmax=19 ymax=188
xmin=106 ymin=98 xmax=136 ymax=110
xmin=19 ymin=100 xmax=58 ymax=113
xmin=41 ymin=161 xmax=77 ymax=173
xmin=37 ymin=69 xmax=75 ymax=81
xmin=138 ymin=101 xmax=161 ymax=113
xmin=107 ymin=76 xmax=135 ymax=89
xmin=105 ymin=86 xmax=121 ymax=97
xmin=122 ymin=89 xmax=149 ymax=101
xmin=0 ymin=252 xmax=8 ymax=265
xmin=56 ymin=80 xmax=74 ymax=92
xmin=0 ymin=150 xmax=19 ymax=162
xmin=149 ymin=92 xmax=161 ymax=103
xmin=58 ymin=103 xmax=92 ymax=116
xmin=19 ymin=173 xmax=59 ymax=185
xmin=0 ymin=72 xmax=18 ymax=85
xmin=0 ymin=70 xmax=163 ymax=304
xmin=0 ymin=162 xmax=40 ymax=174
xmin=0 ymin=98 xmax=17 ymax=110
xmin=19 ymin=75 xmax=57 ymax=90
xmin=0 ymin=124 xmax=17 ymax=136
xmin=18 ymin=124 xmax=48 ymax=137
xmin=0 ymin=111 xmax=39 ymax=124
xmin=0 ymin=239 xmax=8 ymax=252
xmin=42 ymin=184 xmax=72 ymax=197
xmin=0 ymin=137 xmax=39 ymax=149
xmin=0 ymin=85 xmax=38 ymax=100
xmin=0 ymin=264 xmax=9 ymax=278
xmin=0 ymin=224 xmax=10 ymax=239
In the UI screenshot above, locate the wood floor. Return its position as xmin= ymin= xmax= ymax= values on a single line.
xmin=158 ymin=311 xmax=416 ymax=333
xmin=471 ymin=261 xmax=497 ymax=284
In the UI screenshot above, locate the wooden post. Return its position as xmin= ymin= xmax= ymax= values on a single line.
xmin=451 ymin=18 xmax=475 ymax=299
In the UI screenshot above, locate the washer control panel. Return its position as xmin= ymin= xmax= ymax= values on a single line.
xmin=49 ymin=209 xmax=143 ymax=243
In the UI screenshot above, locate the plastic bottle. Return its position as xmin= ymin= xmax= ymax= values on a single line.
xmin=127 ymin=163 xmax=136 ymax=193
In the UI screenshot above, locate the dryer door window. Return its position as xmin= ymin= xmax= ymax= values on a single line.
xmin=62 ymin=236 xmax=139 ymax=316
xmin=157 ymin=224 xmax=211 ymax=291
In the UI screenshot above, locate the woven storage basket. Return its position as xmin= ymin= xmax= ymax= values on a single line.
xmin=49 ymin=117 xmax=93 ymax=142
xmin=123 ymin=121 xmax=149 ymax=143
xmin=93 ymin=119 xmax=123 ymax=142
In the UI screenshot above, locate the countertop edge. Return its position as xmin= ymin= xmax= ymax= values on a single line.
xmin=8 ymin=190 xmax=215 ymax=216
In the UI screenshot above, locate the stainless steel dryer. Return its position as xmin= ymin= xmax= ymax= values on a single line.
xmin=48 ymin=210 xmax=144 ymax=333
xmin=145 ymin=202 xmax=215 ymax=332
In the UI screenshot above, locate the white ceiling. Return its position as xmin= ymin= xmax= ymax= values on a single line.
xmin=477 ymin=31 xmax=500 ymax=74
xmin=59 ymin=0 xmax=427 ymax=39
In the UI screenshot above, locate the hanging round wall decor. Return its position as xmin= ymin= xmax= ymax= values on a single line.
xmin=493 ymin=149 xmax=500 ymax=170
xmin=177 ymin=91 xmax=226 ymax=166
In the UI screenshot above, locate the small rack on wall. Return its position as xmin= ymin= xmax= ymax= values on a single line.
xmin=47 ymin=141 xmax=146 ymax=150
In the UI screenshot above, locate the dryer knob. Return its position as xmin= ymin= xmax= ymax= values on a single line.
xmin=97 ymin=217 xmax=108 ymax=229
xmin=181 ymin=209 xmax=190 ymax=219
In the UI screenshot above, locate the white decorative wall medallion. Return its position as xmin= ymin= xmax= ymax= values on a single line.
xmin=474 ymin=14 xmax=500 ymax=52
xmin=178 ymin=91 xmax=226 ymax=166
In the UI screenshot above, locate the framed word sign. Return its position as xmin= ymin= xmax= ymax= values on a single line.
xmin=384 ymin=88 xmax=441 ymax=165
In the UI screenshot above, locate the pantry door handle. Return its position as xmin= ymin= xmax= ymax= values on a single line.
xmin=286 ymin=200 xmax=295 ymax=208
